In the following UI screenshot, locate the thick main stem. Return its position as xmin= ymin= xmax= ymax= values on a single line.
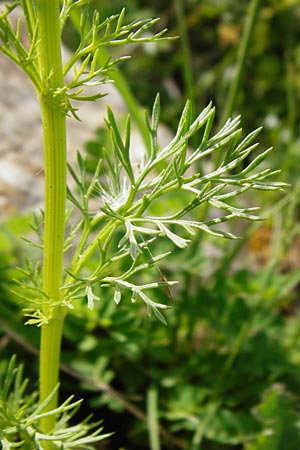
xmin=36 ymin=0 xmax=67 ymax=436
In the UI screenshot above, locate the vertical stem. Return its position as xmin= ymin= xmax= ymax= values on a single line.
xmin=173 ymin=0 xmax=194 ymax=106
xmin=21 ymin=0 xmax=36 ymax=40
xmin=98 ymin=50 xmax=152 ymax=153
xmin=220 ymin=0 xmax=260 ymax=125
xmin=147 ymin=385 xmax=161 ymax=450
xmin=36 ymin=0 xmax=67 ymax=436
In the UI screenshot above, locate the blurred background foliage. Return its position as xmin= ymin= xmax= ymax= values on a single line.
xmin=1 ymin=0 xmax=300 ymax=449
xmin=75 ymin=0 xmax=300 ymax=159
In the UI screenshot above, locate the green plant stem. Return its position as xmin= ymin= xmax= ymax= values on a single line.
xmin=36 ymin=0 xmax=67 ymax=437
xmin=147 ymin=385 xmax=161 ymax=450
xmin=220 ymin=0 xmax=260 ymax=126
xmin=97 ymin=47 xmax=151 ymax=152
xmin=69 ymin=220 xmax=117 ymax=279
xmin=21 ymin=0 xmax=36 ymax=39
xmin=189 ymin=401 xmax=220 ymax=450
xmin=173 ymin=0 xmax=194 ymax=106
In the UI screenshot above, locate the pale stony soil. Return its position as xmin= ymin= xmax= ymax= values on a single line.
xmin=0 ymin=39 xmax=128 ymax=218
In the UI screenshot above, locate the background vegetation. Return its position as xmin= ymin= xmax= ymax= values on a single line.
xmin=1 ymin=0 xmax=300 ymax=448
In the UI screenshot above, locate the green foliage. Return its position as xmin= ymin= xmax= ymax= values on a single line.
xmin=0 ymin=0 xmax=171 ymax=118
xmin=92 ymin=0 xmax=300 ymax=172
xmin=247 ymin=385 xmax=300 ymax=450
xmin=0 ymin=0 xmax=298 ymax=449
xmin=57 ymin=255 xmax=300 ymax=449
xmin=0 ymin=216 xmax=32 ymax=324
xmin=0 ymin=357 xmax=111 ymax=449
xmin=63 ymin=96 xmax=284 ymax=324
